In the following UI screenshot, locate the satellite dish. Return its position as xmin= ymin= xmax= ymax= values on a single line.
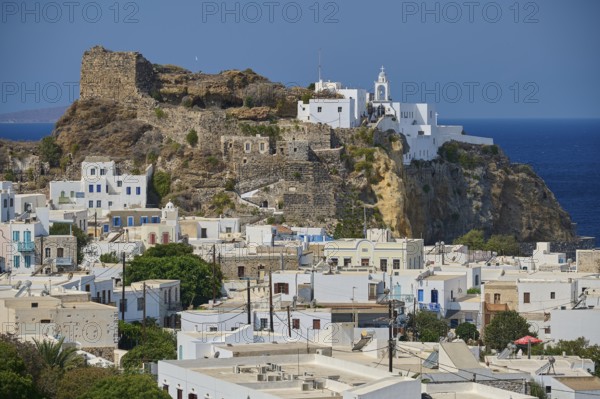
xmin=548 ymin=356 xmax=555 ymax=364
xmin=447 ymin=331 xmax=456 ymax=341
xmin=214 ymin=351 xmax=220 ymax=358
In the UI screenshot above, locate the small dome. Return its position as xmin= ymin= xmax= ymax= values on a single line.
xmin=165 ymin=201 xmax=175 ymax=210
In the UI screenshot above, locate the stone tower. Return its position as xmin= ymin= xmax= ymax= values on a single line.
xmin=79 ymin=46 xmax=156 ymax=102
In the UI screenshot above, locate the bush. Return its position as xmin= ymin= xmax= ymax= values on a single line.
xmin=186 ymin=129 xmax=198 ymax=147
xmin=154 ymin=107 xmax=166 ymax=119
xmin=244 ymin=96 xmax=255 ymax=108
xmin=151 ymin=171 xmax=171 ymax=202
xmin=99 ymin=252 xmax=119 ymax=263
xmin=224 ymin=178 xmax=236 ymax=191
xmin=456 ymin=322 xmax=480 ymax=341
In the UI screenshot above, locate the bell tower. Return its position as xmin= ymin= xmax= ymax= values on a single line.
xmin=374 ymin=66 xmax=390 ymax=102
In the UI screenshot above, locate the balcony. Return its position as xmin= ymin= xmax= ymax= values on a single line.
xmin=17 ymin=241 xmax=35 ymax=252
xmin=55 ymin=257 xmax=73 ymax=266
xmin=419 ymin=302 xmax=441 ymax=312
xmin=167 ymin=303 xmax=182 ymax=312
xmin=58 ymin=196 xmax=76 ymax=205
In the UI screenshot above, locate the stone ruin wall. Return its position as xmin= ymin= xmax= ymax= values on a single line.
xmin=80 ymin=46 xmax=156 ymax=103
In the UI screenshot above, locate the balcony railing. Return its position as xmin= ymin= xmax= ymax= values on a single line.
xmin=55 ymin=257 xmax=73 ymax=266
xmin=419 ymin=302 xmax=441 ymax=312
xmin=17 ymin=241 xmax=34 ymax=252
xmin=58 ymin=196 xmax=75 ymax=204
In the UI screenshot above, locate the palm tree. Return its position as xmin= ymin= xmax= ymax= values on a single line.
xmin=33 ymin=337 xmax=82 ymax=371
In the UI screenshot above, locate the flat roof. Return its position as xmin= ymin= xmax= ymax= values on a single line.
xmin=214 ymin=342 xmax=329 ymax=355
xmin=424 ymin=274 xmax=462 ymax=281
xmin=554 ymin=376 xmax=600 ymax=391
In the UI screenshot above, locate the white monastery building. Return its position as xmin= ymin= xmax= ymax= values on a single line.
xmin=297 ymin=67 xmax=493 ymax=164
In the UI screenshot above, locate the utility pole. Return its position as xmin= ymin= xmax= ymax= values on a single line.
xmin=269 ymin=269 xmax=274 ymax=333
xmin=94 ymin=211 xmax=97 ymax=239
xmin=388 ymin=298 xmax=394 ymax=373
xmin=142 ymin=281 xmax=146 ymax=346
xmin=287 ymin=306 xmax=292 ymax=337
xmin=212 ymin=244 xmax=216 ymax=303
xmin=40 ymin=235 xmax=44 ymax=265
xmin=121 ymin=252 xmax=126 ymax=322
xmin=247 ymin=279 xmax=251 ymax=325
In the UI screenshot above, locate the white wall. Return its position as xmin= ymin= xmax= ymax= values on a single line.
xmin=550 ymin=309 xmax=600 ymax=345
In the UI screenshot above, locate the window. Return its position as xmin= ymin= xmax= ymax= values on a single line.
xmin=523 ymin=292 xmax=530 ymax=304
xmin=126 ymin=187 xmax=131 ymax=195
xmin=141 ymin=216 xmax=148 ymax=224
xmin=89 ymin=200 xmax=94 ymax=208
xmin=200 ymin=228 xmax=207 ymax=238
xmin=259 ymin=142 xmax=265 ymax=152
xmin=12 ymin=231 xmax=20 ymax=241
xmin=260 ymin=318 xmax=268 ymax=330
xmin=45 ymin=248 xmax=51 ymax=258
xmin=225 ymin=227 xmax=232 ymax=233
xmin=96 ymin=184 xmax=101 ymax=193
xmin=151 ymin=216 xmax=160 ymax=223
xmin=330 ymin=258 xmax=338 ymax=266
xmin=238 ymin=266 xmax=245 ymax=278
xmin=137 ymin=297 xmax=144 ymax=311
xmin=546 ymin=386 xmax=552 ymax=394
xmin=188 ymin=394 xmax=198 ymax=399
xmin=117 ymin=181 xmax=122 ymax=187
xmin=100 ymin=168 xmax=106 ymax=175
xmin=3 ymin=199 xmax=7 ymax=208
xmin=162 ymin=385 xmax=169 ymax=392
xmin=149 ymin=233 xmax=156 ymax=245
xmin=343 ymin=258 xmax=351 ymax=267
xmin=245 ymin=142 xmax=251 ymax=152
xmin=493 ymin=293 xmax=501 ymax=304
xmin=164 ymin=290 xmax=168 ymax=304
xmin=274 ymin=283 xmax=289 ymax=294
xmin=317 ymin=107 xmax=322 ymax=112
xmin=550 ymin=292 xmax=555 ymax=299
xmin=31 ymin=302 xmax=38 ymax=308
xmin=24 ymin=255 xmax=31 ymax=268
xmin=113 ymin=217 xmax=121 ymax=227
xmin=177 ymin=389 xmax=183 ymax=399
xmin=292 ymin=319 xmax=300 ymax=329
xmin=136 ymin=187 xmax=141 ymax=195
xmin=96 ymin=200 xmax=101 ymax=208
xmin=379 ymin=259 xmax=388 ymax=272
xmin=393 ymin=259 xmax=400 ymax=270
xmin=108 ymin=201 xmax=112 ymax=207
xmin=337 ymin=106 xmax=342 ymax=113
xmin=475 ymin=275 xmax=480 ymax=286
xmin=57 ymin=248 xmax=64 ymax=257
xmin=13 ymin=256 xmax=20 ymax=268
xmin=312 ymin=319 xmax=321 ymax=330
xmin=90 ymin=168 xmax=96 ymax=175
xmin=162 ymin=232 xmax=169 ymax=244
xmin=361 ymin=258 xmax=369 ymax=267
xmin=88 ymin=184 xmax=94 ymax=193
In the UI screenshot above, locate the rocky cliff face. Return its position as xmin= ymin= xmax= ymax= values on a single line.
xmin=21 ymin=46 xmax=576 ymax=244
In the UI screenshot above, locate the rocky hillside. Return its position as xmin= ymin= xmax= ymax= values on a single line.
xmin=1 ymin=46 xmax=576 ymax=244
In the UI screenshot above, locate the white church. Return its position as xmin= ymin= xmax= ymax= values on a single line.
xmin=297 ymin=67 xmax=493 ymax=164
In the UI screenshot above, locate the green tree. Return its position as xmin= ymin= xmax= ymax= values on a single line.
xmin=455 ymin=322 xmax=480 ymax=341
xmin=530 ymin=337 xmax=600 ymax=377
xmin=56 ymin=367 xmax=117 ymax=399
xmin=453 ymin=229 xmax=486 ymax=250
xmin=485 ymin=234 xmax=520 ymax=256
xmin=80 ymin=374 xmax=171 ymax=399
xmin=484 ymin=310 xmax=533 ymax=351
xmin=33 ymin=337 xmax=83 ymax=371
xmin=186 ymin=129 xmax=198 ymax=147
xmin=529 ymin=380 xmax=548 ymax=399
xmin=99 ymin=252 xmax=119 ymax=263
xmin=414 ymin=312 xmax=448 ymax=342
xmin=125 ymin=243 xmax=221 ymax=308
xmin=49 ymin=223 xmax=90 ymax=266
xmin=150 ymin=171 xmax=171 ymax=204
xmin=0 ymin=334 xmax=45 ymax=395
xmin=0 ymin=341 xmax=37 ymax=399
xmin=39 ymin=136 xmax=63 ymax=167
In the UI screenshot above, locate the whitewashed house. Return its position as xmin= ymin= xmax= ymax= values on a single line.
xmin=0 ymin=181 xmax=16 ymax=222
xmin=49 ymin=156 xmax=152 ymax=214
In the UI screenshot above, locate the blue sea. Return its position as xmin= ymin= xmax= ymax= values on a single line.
xmin=1 ymin=120 xmax=599 ymax=243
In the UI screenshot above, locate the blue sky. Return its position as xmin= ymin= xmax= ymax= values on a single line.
xmin=1 ymin=0 xmax=599 ymax=118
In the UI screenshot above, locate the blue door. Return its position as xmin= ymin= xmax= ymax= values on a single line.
xmin=127 ymin=216 xmax=134 ymax=226
xmin=431 ymin=289 xmax=438 ymax=304
xmin=417 ymin=289 xmax=424 ymax=302
xmin=24 ymin=230 xmax=31 ymax=243
xmin=103 ymin=224 xmax=109 ymax=233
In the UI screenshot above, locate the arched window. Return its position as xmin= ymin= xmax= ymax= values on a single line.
xmin=149 ymin=233 xmax=156 ymax=245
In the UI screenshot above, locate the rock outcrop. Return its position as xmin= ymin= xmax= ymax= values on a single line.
xmin=15 ymin=46 xmax=575 ymax=244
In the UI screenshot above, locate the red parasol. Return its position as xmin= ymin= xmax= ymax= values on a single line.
xmin=514 ymin=335 xmax=542 ymax=345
